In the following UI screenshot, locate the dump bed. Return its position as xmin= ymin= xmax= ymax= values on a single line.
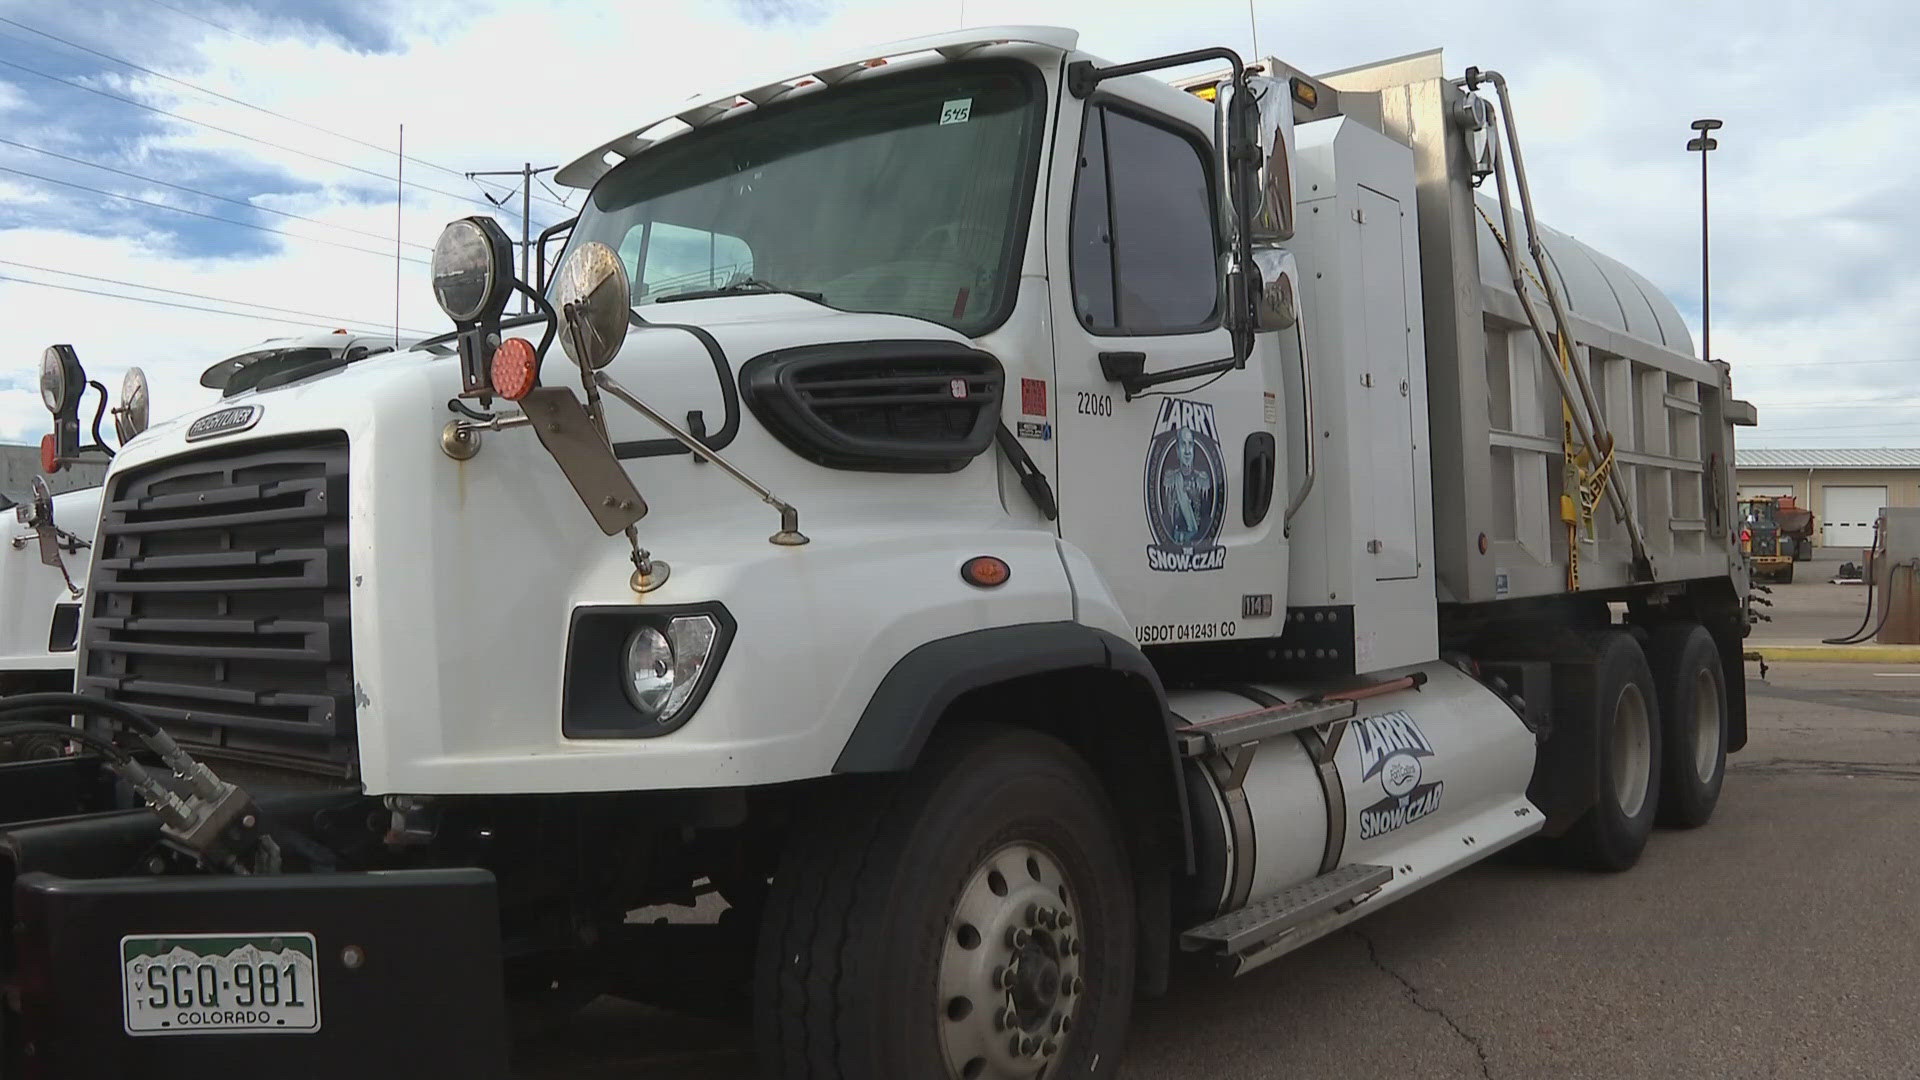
xmin=1319 ymin=52 xmax=1745 ymax=606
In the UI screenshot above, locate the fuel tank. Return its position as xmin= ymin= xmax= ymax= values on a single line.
xmin=1171 ymin=659 xmax=1538 ymax=921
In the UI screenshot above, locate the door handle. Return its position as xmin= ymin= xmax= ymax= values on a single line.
xmin=1244 ymin=432 xmax=1276 ymax=527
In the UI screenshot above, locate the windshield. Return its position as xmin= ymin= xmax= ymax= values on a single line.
xmin=562 ymin=62 xmax=1044 ymax=336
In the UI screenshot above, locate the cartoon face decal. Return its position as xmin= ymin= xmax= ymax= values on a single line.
xmin=1144 ymin=398 xmax=1226 ymax=572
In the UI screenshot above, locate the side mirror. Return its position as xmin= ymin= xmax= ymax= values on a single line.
xmin=113 ymin=366 xmax=151 ymax=443
xmin=552 ymin=241 xmax=631 ymax=371
xmin=1219 ymin=75 xmax=1296 ymax=244
xmin=1250 ymin=249 xmax=1299 ymax=331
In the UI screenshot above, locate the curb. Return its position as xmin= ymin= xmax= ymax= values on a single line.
xmin=1744 ymin=645 xmax=1920 ymax=663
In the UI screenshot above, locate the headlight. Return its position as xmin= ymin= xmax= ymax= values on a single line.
xmin=600 ymin=611 xmax=728 ymax=733
xmin=40 ymin=344 xmax=80 ymax=415
xmin=431 ymin=217 xmax=512 ymax=322
xmin=622 ymin=625 xmax=675 ymax=715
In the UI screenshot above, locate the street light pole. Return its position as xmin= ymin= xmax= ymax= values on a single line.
xmin=1688 ymin=118 xmax=1722 ymax=364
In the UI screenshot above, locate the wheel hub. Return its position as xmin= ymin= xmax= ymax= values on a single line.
xmin=938 ymin=842 xmax=1084 ymax=1079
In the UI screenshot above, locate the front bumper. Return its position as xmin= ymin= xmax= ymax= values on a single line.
xmin=0 ymin=765 xmax=507 ymax=1079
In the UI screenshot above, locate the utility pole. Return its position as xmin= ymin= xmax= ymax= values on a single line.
xmin=1687 ymin=119 xmax=1722 ymax=364
xmin=466 ymin=162 xmax=559 ymax=313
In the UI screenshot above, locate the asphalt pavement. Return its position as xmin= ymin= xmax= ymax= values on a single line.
xmin=520 ymin=642 xmax=1920 ymax=1077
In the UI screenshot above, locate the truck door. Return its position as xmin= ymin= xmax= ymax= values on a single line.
xmin=1047 ymin=80 xmax=1286 ymax=646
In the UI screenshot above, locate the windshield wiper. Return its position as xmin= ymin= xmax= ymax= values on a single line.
xmin=655 ymin=278 xmax=824 ymax=305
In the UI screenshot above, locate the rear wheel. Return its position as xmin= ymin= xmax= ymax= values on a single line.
xmin=755 ymin=725 xmax=1134 ymax=1080
xmin=1556 ymin=632 xmax=1662 ymax=871
xmin=1648 ymin=623 xmax=1727 ymax=828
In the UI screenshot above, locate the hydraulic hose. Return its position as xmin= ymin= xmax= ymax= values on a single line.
xmin=1823 ymin=520 xmax=1886 ymax=645
xmin=0 ymin=692 xmax=164 ymax=738
xmin=0 ymin=693 xmax=225 ymax=803
xmin=0 ymin=719 xmax=135 ymax=766
xmin=1826 ymin=559 xmax=1917 ymax=646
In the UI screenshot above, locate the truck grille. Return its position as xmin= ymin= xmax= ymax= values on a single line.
xmin=79 ymin=435 xmax=356 ymax=777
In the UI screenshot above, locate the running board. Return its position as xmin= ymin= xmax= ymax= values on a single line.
xmin=1180 ymin=863 xmax=1393 ymax=958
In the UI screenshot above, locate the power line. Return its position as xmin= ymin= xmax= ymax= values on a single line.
xmin=1737 ymin=358 xmax=1920 ymax=370
xmin=0 ymin=12 xmax=568 ymax=214
xmin=0 ymin=163 xmax=430 ymax=265
xmin=135 ymin=0 xmax=269 ymax=49
xmin=0 ymin=258 xmax=436 ymax=335
xmin=1751 ymin=401 xmax=1920 ymax=410
xmin=0 ymin=53 xmax=557 ymax=229
xmin=0 ymin=136 xmax=430 ymax=251
xmin=0 ymin=273 xmax=415 ymax=335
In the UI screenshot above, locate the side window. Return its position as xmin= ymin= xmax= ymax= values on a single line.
xmin=616 ymin=221 xmax=754 ymax=300
xmin=1069 ymin=106 xmax=1219 ymax=334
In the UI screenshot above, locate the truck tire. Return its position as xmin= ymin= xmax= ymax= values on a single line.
xmin=755 ymin=724 xmax=1134 ymax=1080
xmin=1649 ymin=623 xmax=1727 ymax=829
xmin=1779 ymin=562 xmax=1794 ymax=584
xmin=1557 ymin=632 xmax=1662 ymax=872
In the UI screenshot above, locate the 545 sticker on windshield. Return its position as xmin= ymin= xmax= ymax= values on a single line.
xmin=1143 ymin=398 xmax=1226 ymax=573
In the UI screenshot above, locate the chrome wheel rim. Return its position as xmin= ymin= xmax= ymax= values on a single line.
xmin=1611 ymin=682 xmax=1653 ymax=818
xmin=1693 ymin=669 xmax=1722 ymax=782
xmin=937 ymin=841 xmax=1083 ymax=1080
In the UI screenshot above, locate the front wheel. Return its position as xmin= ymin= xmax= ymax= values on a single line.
xmin=756 ymin=725 xmax=1135 ymax=1080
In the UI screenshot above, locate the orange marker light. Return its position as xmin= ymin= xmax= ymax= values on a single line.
xmin=961 ymin=556 xmax=1011 ymax=588
xmin=491 ymin=337 xmax=539 ymax=401
xmin=39 ymin=432 xmax=60 ymax=474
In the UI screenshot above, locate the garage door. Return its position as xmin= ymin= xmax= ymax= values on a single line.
xmin=1823 ymin=486 xmax=1887 ymax=548
xmin=1738 ymin=483 xmax=1793 ymax=499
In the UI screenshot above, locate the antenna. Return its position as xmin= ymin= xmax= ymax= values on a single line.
xmin=394 ymin=123 xmax=404 ymax=348
xmin=1247 ymin=0 xmax=1260 ymax=62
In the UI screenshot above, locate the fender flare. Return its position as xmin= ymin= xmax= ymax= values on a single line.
xmin=832 ymin=621 xmax=1190 ymax=861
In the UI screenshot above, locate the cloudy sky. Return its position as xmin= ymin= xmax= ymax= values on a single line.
xmin=1 ymin=0 xmax=1914 ymax=451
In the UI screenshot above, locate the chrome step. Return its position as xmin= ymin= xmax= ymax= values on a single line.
xmin=1180 ymin=863 xmax=1393 ymax=955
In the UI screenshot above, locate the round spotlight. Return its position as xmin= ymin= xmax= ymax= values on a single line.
xmin=431 ymin=218 xmax=512 ymax=322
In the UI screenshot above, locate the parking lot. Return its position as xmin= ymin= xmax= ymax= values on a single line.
xmin=520 ymin=576 xmax=1920 ymax=1079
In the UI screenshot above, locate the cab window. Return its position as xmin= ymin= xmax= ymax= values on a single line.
xmin=616 ymin=221 xmax=756 ymax=301
xmin=1069 ymin=105 xmax=1220 ymax=335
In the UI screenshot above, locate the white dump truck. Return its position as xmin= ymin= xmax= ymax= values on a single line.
xmin=0 ymin=27 xmax=1750 ymax=1080
xmin=0 ymin=333 xmax=393 ymax=758
xmin=0 ymin=483 xmax=100 ymax=729
xmin=0 ymin=349 xmax=154 ymax=760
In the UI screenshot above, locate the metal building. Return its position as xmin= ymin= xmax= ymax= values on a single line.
xmin=1736 ymin=447 xmax=1920 ymax=551
xmin=0 ymin=444 xmax=106 ymax=503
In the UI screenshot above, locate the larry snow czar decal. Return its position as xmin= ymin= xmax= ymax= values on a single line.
xmin=1143 ymin=398 xmax=1227 ymax=572
xmin=1353 ymin=710 xmax=1444 ymax=840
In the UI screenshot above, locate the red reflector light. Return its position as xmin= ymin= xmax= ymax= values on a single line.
xmin=961 ymin=556 xmax=1011 ymax=588
xmin=1741 ymin=528 xmax=1751 ymax=542
xmin=491 ymin=337 xmax=539 ymax=401
xmin=39 ymin=432 xmax=60 ymax=473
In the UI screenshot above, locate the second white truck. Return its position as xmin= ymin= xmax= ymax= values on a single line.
xmin=1 ymin=26 xmax=1749 ymax=1080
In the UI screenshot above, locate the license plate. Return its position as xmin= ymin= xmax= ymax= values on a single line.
xmin=121 ymin=933 xmax=321 ymax=1036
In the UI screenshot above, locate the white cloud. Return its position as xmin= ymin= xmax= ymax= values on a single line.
xmin=2 ymin=0 xmax=1918 ymax=450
